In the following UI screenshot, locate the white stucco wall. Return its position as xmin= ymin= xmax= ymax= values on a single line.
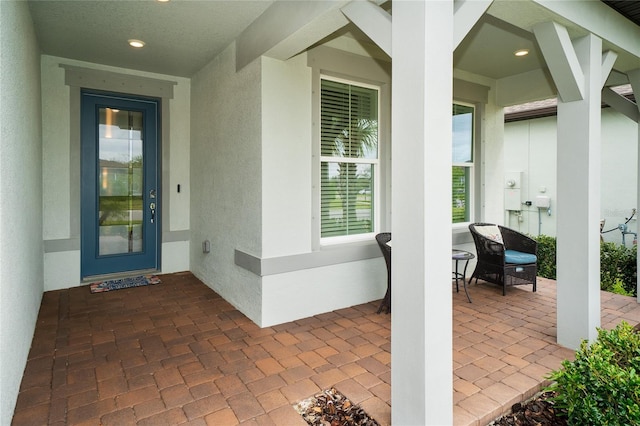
xmin=169 ymin=82 xmax=191 ymax=232
xmin=504 ymin=107 xmax=638 ymax=245
xmin=261 ymin=55 xmax=313 ymax=257
xmin=0 ymin=2 xmax=44 ymax=423
xmin=190 ymin=43 xmax=263 ymax=324
xmin=601 ymin=107 xmax=638 ymax=245
xmin=261 ymin=259 xmax=385 ymax=327
xmin=504 ymin=116 xmax=558 ymax=237
xmin=190 ymin=42 xmax=393 ymax=326
xmin=482 ymin=101 xmax=507 ymax=224
xmin=257 ymin=48 xmax=391 ymax=325
xmin=42 ymin=57 xmax=71 ymax=240
xmin=41 ymin=55 xmax=191 ymax=290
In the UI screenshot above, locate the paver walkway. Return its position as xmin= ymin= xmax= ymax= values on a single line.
xmin=12 ymin=272 xmax=390 ymax=426
xmin=11 ymin=272 xmax=640 ymax=425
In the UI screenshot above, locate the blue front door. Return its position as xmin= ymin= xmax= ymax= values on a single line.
xmin=81 ymin=92 xmax=160 ymax=278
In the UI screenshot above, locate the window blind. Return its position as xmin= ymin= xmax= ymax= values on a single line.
xmin=452 ymin=103 xmax=474 ymax=223
xmin=320 ymin=79 xmax=378 ymax=238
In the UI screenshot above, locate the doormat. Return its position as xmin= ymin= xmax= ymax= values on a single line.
xmin=90 ymin=275 xmax=160 ymax=293
xmin=294 ymin=387 xmax=379 ymax=426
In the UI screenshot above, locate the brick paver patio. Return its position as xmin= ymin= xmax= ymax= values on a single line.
xmin=11 ymin=272 xmax=640 ymax=425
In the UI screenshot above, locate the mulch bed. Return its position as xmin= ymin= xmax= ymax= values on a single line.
xmin=488 ymin=391 xmax=567 ymax=426
xmin=294 ymin=387 xmax=379 ymax=426
xmin=295 ymin=387 xmax=566 ymax=425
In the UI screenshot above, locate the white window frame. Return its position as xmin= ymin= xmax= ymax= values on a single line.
xmin=319 ymin=75 xmax=381 ymax=246
xmin=452 ymin=101 xmax=475 ymax=228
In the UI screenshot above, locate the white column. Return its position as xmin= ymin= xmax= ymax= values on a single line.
xmin=555 ymin=34 xmax=603 ymax=348
xmin=391 ymin=1 xmax=453 ymax=424
xmin=629 ymin=69 xmax=640 ymax=303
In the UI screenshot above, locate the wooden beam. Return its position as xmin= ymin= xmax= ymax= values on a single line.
xmin=602 ymin=87 xmax=639 ymax=123
xmin=453 ymin=0 xmax=492 ymax=50
xmin=533 ymin=0 xmax=640 ymax=59
xmin=340 ymin=1 xmax=391 ymax=57
xmin=533 ymin=21 xmax=584 ymax=102
xmin=630 ymin=69 xmax=640 ymax=114
xmin=236 ymin=1 xmax=350 ymax=71
xmin=600 ymin=50 xmax=617 ymax=88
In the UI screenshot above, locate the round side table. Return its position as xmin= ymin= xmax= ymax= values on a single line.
xmin=452 ymin=249 xmax=475 ymax=303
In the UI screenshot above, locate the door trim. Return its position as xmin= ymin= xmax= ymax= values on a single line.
xmin=80 ymin=90 xmax=162 ymax=278
xmin=51 ymin=65 xmax=178 ymax=280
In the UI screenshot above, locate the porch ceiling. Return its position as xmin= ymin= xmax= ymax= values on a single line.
xmin=26 ymin=0 xmax=274 ymax=78
xmin=26 ymin=0 xmax=640 ymax=82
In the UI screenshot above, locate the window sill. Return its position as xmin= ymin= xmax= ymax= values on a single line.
xmin=320 ymin=233 xmax=376 ymax=248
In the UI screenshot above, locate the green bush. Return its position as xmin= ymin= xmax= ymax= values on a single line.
xmin=532 ymin=235 xmax=637 ymax=297
xmin=547 ymin=322 xmax=640 ymax=425
xmin=534 ymin=234 xmax=557 ymax=280
xmin=600 ymin=242 xmax=637 ymax=296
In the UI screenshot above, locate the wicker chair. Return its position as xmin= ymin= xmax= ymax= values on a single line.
xmin=468 ymin=223 xmax=537 ymax=295
xmin=375 ymin=233 xmax=392 ymax=314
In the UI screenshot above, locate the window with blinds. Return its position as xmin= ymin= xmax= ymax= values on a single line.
xmin=452 ymin=103 xmax=474 ymax=224
xmin=320 ymin=78 xmax=379 ymax=239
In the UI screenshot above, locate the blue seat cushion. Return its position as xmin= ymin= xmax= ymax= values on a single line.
xmin=505 ymin=250 xmax=537 ymax=264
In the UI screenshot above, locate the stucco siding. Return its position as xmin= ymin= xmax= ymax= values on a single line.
xmin=601 ymin=107 xmax=638 ymax=241
xmin=190 ymin=43 xmax=263 ymax=324
xmin=0 ymin=2 xmax=44 ymax=423
xmin=42 ymin=57 xmax=72 ymax=240
xmin=261 ymin=55 xmax=313 ymax=258
xmin=255 ymin=48 xmax=390 ymax=325
xmin=261 ymin=258 xmax=386 ymax=327
xmin=504 ymin=107 xmax=637 ymax=244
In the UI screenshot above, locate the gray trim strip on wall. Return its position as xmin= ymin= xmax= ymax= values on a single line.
xmin=234 ymin=250 xmax=264 ymax=276
xmin=163 ymin=230 xmax=190 ymax=243
xmin=236 ymin=241 xmax=381 ymax=277
xmin=44 ymin=238 xmax=80 ymax=253
xmin=69 ymin=86 xmax=81 ymax=239
xmin=61 ymin=65 xmax=176 ymax=99
xmin=44 ymin=231 xmax=189 ymax=253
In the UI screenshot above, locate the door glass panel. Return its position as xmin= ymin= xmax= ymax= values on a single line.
xmin=98 ymin=108 xmax=144 ymax=255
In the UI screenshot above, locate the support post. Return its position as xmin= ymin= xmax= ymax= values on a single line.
xmin=391 ymin=1 xmax=453 ymax=424
xmin=629 ymin=69 xmax=640 ymax=303
xmin=555 ymin=33 xmax=603 ymax=348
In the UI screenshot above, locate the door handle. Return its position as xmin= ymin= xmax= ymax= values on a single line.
xmin=149 ymin=202 xmax=156 ymax=224
xmin=149 ymin=189 xmax=156 ymax=223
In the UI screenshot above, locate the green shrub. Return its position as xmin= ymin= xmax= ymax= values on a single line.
xmin=619 ymin=245 xmax=637 ymax=295
xmin=534 ymin=234 xmax=557 ymax=280
xmin=608 ymin=278 xmax=634 ymax=297
xmin=531 ymin=235 xmax=637 ymax=297
xmin=600 ymin=242 xmax=637 ymax=297
xmin=547 ymin=322 xmax=640 ymax=425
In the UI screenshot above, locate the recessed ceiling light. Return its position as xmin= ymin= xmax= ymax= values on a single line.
xmin=514 ymin=49 xmax=529 ymax=57
xmin=128 ymin=39 xmax=146 ymax=48
xmin=157 ymin=0 xmax=170 ymax=2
